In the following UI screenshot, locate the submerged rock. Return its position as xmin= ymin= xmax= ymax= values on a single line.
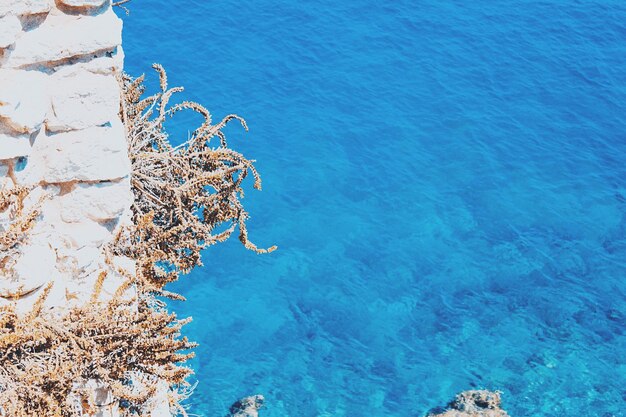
xmin=429 ymin=390 xmax=510 ymax=417
xmin=227 ymin=395 xmax=265 ymax=417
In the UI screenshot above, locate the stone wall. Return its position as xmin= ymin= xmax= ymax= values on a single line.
xmin=0 ymin=0 xmax=131 ymax=315
xmin=0 ymin=1 xmax=169 ymax=415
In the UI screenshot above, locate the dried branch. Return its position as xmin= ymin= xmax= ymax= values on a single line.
xmin=112 ymin=0 xmax=132 ymax=15
xmin=0 ymin=288 xmax=195 ymax=416
xmin=113 ymin=65 xmax=276 ymax=289
xmin=0 ymin=185 xmax=45 ymax=278
xmin=0 ymin=64 xmax=275 ymax=415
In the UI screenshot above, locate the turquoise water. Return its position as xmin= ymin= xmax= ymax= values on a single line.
xmin=120 ymin=2 xmax=626 ymax=416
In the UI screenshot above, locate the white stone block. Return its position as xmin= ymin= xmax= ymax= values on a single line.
xmin=73 ymin=246 xmax=101 ymax=273
xmin=60 ymin=178 xmax=132 ymax=223
xmin=55 ymin=219 xmax=112 ymax=249
xmin=0 ymin=161 xmax=8 ymax=183
xmin=0 ymin=177 xmax=12 ymax=191
xmin=1 ymin=243 xmax=55 ymax=297
xmin=111 ymin=255 xmax=135 ymax=276
xmin=0 ymin=69 xmax=49 ymax=133
xmin=5 ymin=10 xmax=122 ymax=68
xmin=0 ymin=133 xmax=31 ymax=159
xmin=0 ymin=14 xmax=21 ymax=48
xmin=53 ymin=46 xmax=124 ymax=77
xmin=11 ymin=129 xmax=45 ymax=185
xmin=21 ymin=184 xmax=48 ymax=212
xmin=0 ymin=0 xmax=51 ymax=17
xmin=40 ymin=118 xmax=130 ymax=182
xmin=47 ymin=72 xmax=120 ymax=131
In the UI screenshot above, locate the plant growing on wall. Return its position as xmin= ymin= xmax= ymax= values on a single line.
xmin=0 ymin=65 xmax=273 ymax=416
xmin=114 ymin=64 xmax=276 ymax=289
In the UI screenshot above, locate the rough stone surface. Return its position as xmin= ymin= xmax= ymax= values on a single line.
xmin=4 ymin=10 xmax=122 ymax=68
xmin=0 ymin=0 xmax=126 ymax=398
xmin=428 ymin=391 xmax=510 ymax=417
xmin=53 ymin=46 xmax=125 ymax=76
xmin=0 ymin=133 xmax=31 ymax=159
xmin=48 ymin=72 xmax=120 ymax=131
xmin=59 ymin=179 xmax=132 ymax=222
xmin=0 ymin=0 xmax=51 ymax=17
xmin=0 ymin=2 xmax=173 ymax=416
xmin=40 ymin=119 xmax=129 ymax=182
xmin=0 ymin=14 xmax=21 ymax=48
xmin=0 ymin=69 xmax=49 ymax=133
xmin=9 ymin=243 xmax=56 ymax=294
xmin=11 ymin=130 xmax=46 ymax=184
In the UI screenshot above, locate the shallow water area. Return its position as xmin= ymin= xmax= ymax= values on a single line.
xmin=121 ymin=1 xmax=626 ymax=416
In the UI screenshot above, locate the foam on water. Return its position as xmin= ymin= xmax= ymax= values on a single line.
xmin=121 ymin=1 xmax=626 ymax=416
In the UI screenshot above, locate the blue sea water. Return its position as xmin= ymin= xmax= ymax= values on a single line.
xmin=120 ymin=1 xmax=626 ymax=416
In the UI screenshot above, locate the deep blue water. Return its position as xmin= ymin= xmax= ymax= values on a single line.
xmin=120 ymin=2 xmax=626 ymax=416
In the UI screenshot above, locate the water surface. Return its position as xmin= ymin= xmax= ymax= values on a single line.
xmin=121 ymin=2 xmax=626 ymax=416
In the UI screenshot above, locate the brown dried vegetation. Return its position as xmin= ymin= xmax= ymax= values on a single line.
xmin=114 ymin=64 xmax=276 ymax=291
xmin=0 ymin=65 xmax=273 ymax=415
xmin=0 ymin=283 xmax=195 ymax=416
xmin=0 ymin=185 xmax=43 ymax=281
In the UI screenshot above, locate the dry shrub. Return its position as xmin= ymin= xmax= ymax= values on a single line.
xmin=0 ymin=185 xmax=37 ymax=252
xmin=0 ymin=185 xmax=197 ymax=416
xmin=0 ymin=64 xmax=274 ymax=415
xmin=0 ymin=281 xmax=195 ymax=417
xmin=114 ymin=64 xmax=276 ymax=289
xmin=0 ymin=185 xmax=44 ymax=281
